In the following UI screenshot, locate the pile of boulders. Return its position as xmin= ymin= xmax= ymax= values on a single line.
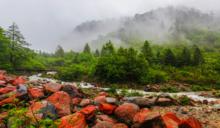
xmin=0 ymin=71 xmax=203 ymax=128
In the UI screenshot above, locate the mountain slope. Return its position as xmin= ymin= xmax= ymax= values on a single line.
xmin=61 ymin=6 xmax=217 ymax=51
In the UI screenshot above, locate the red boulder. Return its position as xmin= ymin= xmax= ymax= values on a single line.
xmin=0 ymin=72 xmax=6 ymax=80
xmin=96 ymin=115 xmax=117 ymax=124
xmin=114 ymin=103 xmax=140 ymax=122
xmin=98 ymin=92 xmax=108 ymax=96
xmin=162 ymin=112 xmax=180 ymax=128
xmin=92 ymin=121 xmax=114 ymax=128
xmin=72 ymin=97 xmax=82 ymax=105
xmin=113 ymin=123 xmax=128 ymax=128
xmin=43 ymin=83 xmax=62 ymax=93
xmin=0 ymin=94 xmax=17 ymax=106
xmin=132 ymin=112 xmax=164 ymax=128
xmin=99 ymin=103 xmax=117 ymax=114
xmin=94 ymin=96 xmax=106 ymax=104
xmin=47 ymin=91 xmax=71 ymax=117
xmin=0 ymin=80 xmax=6 ymax=86
xmin=0 ymin=86 xmax=16 ymax=94
xmin=59 ymin=112 xmax=88 ymax=128
xmin=79 ymin=99 xmax=91 ymax=107
xmin=62 ymin=84 xmax=84 ymax=98
xmin=26 ymin=100 xmax=57 ymax=121
xmin=179 ymin=117 xmax=202 ymax=128
xmin=28 ymin=87 xmax=44 ymax=99
xmin=12 ymin=76 xmax=26 ymax=86
xmin=133 ymin=108 xmax=151 ymax=124
xmin=80 ymin=105 xmax=97 ymax=119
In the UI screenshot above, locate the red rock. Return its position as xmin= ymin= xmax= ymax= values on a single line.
xmin=0 ymin=94 xmax=17 ymax=106
xmin=96 ymin=115 xmax=117 ymax=124
xmin=0 ymin=80 xmax=6 ymax=85
xmin=80 ymin=105 xmax=97 ymax=119
xmin=162 ymin=112 xmax=180 ymax=128
xmin=79 ymin=99 xmax=91 ymax=107
xmin=0 ymin=86 xmax=16 ymax=94
xmin=0 ymin=72 xmax=5 ymax=80
xmin=28 ymin=87 xmax=44 ymax=99
xmin=47 ymin=91 xmax=71 ymax=117
xmin=43 ymin=83 xmax=62 ymax=93
xmin=92 ymin=121 xmax=114 ymax=128
xmin=72 ymin=97 xmax=82 ymax=105
xmin=12 ymin=76 xmax=26 ymax=85
xmin=132 ymin=112 xmax=165 ymax=128
xmin=99 ymin=103 xmax=117 ymax=114
xmin=62 ymin=85 xmax=84 ymax=98
xmin=112 ymin=123 xmax=128 ymax=128
xmin=114 ymin=103 xmax=140 ymax=122
xmin=156 ymin=98 xmax=173 ymax=105
xmin=26 ymin=100 xmax=57 ymax=121
xmin=179 ymin=117 xmax=202 ymax=128
xmin=133 ymin=108 xmax=151 ymax=124
xmin=94 ymin=96 xmax=106 ymax=104
xmin=59 ymin=112 xmax=88 ymax=128
xmin=98 ymin=92 xmax=108 ymax=96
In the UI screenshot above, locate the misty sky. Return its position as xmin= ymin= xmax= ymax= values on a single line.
xmin=0 ymin=0 xmax=219 ymax=52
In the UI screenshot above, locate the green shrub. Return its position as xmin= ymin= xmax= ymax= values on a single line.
xmin=147 ymin=69 xmax=169 ymax=83
xmin=161 ymin=86 xmax=178 ymax=93
xmin=95 ymin=48 xmax=149 ymax=84
xmin=179 ymin=96 xmax=191 ymax=105
xmin=58 ymin=64 xmax=88 ymax=81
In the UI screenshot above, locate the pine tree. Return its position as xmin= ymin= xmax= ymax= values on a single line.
xmin=0 ymin=27 xmax=11 ymax=69
xmin=164 ymin=49 xmax=176 ymax=66
xmin=55 ymin=45 xmax=64 ymax=57
xmin=179 ymin=47 xmax=191 ymax=66
xmin=83 ymin=43 xmax=91 ymax=54
xmin=94 ymin=49 xmax=100 ymax=57
xmin=155 ymin=51 xmax=162 ymax=64
xmin=5 ymin=23 xmax=30 ymax=69
xmin=141 ymin=40 xmax=153 ymax=63
xmin=193 ymin=45 xmax=204 ymax=66
xmin=101 ymin=40 xmax=115 ymax=56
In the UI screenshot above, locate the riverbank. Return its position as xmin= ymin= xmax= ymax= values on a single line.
xmin=0 ymin=72 xmax=220 ymax=127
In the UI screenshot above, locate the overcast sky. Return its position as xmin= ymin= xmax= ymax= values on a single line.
xmin=0 ymin=0 xmax=219 ymax=52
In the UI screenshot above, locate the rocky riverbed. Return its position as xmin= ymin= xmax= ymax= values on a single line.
xmin=0 ymin=71 xmax=220 ymax=128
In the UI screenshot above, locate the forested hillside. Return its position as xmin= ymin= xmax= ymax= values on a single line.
xmin=1 ymin=21 xmax=220 ymax=90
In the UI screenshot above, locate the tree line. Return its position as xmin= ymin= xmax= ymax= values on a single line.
xmin=1 ymin=23 xmax=219 ymax=86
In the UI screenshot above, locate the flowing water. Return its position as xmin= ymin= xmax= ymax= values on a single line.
xmin=28 ymin=74 xmax=220 ymax=103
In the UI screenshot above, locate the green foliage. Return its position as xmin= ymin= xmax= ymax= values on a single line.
xmin=163 ymin=49 xmax=176 ymax=66
xmin=58 ymin=64 xmax=88 ymax=81
xmin=83 ymin=43 xmax=91 ymax=54
xmin=161 ymin=86 xmax=178 ymax=93
xmin=55 ymin=45 xmax=64 ymax=57
xmin=192 ymin=45 xmax=204 ymax=66
xmin=179 ymin=47 xmax=191 ymax=66
xmin=141 ymin=40 xmax=153 ymax=63
xmin=178 ymin=96 xmax=191 ymax=105
xmin=0 ymin=23 xmax=219 ymax=88
xmin=95 ymin=45 xmax=149 ymax=84
xmin=147 ymin=69 xmax=169 ymax=83
xmin=94 ymin=49 xmax=100 ymax=57
xmin=7 ymin=108 xmax=31 ymax=128
xmin=5 ymin=23 xmax=30 ymax=69
xmin=119 ymin=89 xmax=143 ymax=97
xmin=7 ymin=108 xmax=57 ymax=128
xmin=39 ymin=118 xmax=57 ymax=128
xmin=101 ymin=40 xmax=115 ymax=56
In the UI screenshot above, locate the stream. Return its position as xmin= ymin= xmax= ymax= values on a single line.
xmin=28 ymin=74 xmax=220 ymax=103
